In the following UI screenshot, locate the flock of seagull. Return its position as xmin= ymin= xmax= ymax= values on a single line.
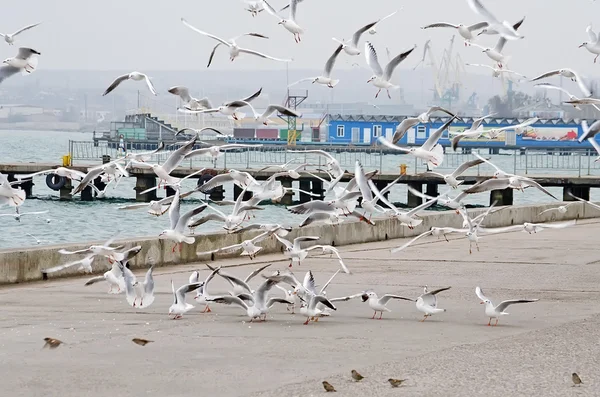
xmin=1 ymin=0 xmax=600 ymax=333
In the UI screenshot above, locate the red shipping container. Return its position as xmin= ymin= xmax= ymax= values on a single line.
xmin=256 ymin=128 xmax=279 ymax=139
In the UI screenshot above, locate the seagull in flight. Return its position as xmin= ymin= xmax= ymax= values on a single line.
xmin=476 ymin=286 xmax=538 ymax=326
xmin=1 ymin=23 xmax=41 ymax=45
xmin=102 ymin=72 xmax=157 ymax=96
xmin=181 ymin=18 xmax=291 ymax=67
xmin=467 ymin=0 xmax=524 ymax=41
xmin=422 ymin=21 xmax=488 ymax=45
xmin=263 ymin=0 xmax=304 ymax=43
xmin=333 ymin=12 xmax=398 ymax=55
xmin=289 ymin=44 xmax=344 ymax=88
xmin=0 ymin=47 xmax=41 ymax=85
xmin=365 ymin=42 xmax=416 ymax=98
xmin=530 ymin=68 xmax=592 ymax=98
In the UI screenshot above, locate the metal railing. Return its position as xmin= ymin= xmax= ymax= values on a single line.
xmin=68 ymin=140 xmax=600 ymax=177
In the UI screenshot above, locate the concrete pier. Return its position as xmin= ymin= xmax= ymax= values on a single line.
xmin=2 ymin=219 xmax=600 ymax=397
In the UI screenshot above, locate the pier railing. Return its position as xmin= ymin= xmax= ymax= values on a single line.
xmin=68 ymin=140 xmax=600 ymax=177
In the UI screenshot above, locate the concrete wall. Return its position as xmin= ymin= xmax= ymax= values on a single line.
xmin=0 ymin=202 xmax=597 ymax=285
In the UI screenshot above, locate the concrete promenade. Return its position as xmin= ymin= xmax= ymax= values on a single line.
xmin=1 ymin=220 xmax=600 ymax=396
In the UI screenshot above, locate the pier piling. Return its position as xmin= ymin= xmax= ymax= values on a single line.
xmin=489 ymin=188 xmax=513 ymax=206
xmin=299 ymin=180 xmax=311 ymax=203
xmin=134 ymin=176 xmax=157 ymax=202
xmin=407 ymin=182 xmax=423 ymax=207
xmin=280 ymin=179 xmax=293 ymax=205
xmin=60 ymin=180 xmax=72 ymax=201
xmin=563 ymin=185 xmax=590 ymax=201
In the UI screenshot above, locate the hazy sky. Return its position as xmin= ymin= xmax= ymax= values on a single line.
xmin=2 ymin=0 xmax=599 ymax=84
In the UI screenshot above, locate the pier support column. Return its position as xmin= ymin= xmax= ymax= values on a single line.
xmin=93 ymin=177 xmax=106 ymax=197
xmin=165 ymin=186 xmax=176 ymax=197
xmin=280 ymin=179 xmax=293 ymax=206
xmin=563 ymin=185 xmax=590 ymax=201
xmin=299 ymin=180 xmax=312 ymax=203
xmin=489 ymin=148 xmax=500 ymax=155
xmin=375 ymin=180 xmax=389 ymax=206
xmin=7 ymin=174 xmax=34 ymax=198
xmin=134 ymin=176 xmax=157 ymax=202
xmin=426 ymin=183 xmax=438 ymax=198
xmin=311 ymin=179 xmax=325 ymax=200
xmin=209 ymin=186 xmax=224 ymax=201
xmin=60 ymin=180 xmax=72 ymax=201
xmin=81 ymin=186 xmax=94 ymax=201
xmin=407 ymin=182 xmax=422 ymax=207
xmin=489 ymin=188 xmax=513 ymax=206
xmin=233 ymin=184 xmax=243 ymax=201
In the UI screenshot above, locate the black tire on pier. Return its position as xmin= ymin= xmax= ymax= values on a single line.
xmin=46 ymin=174 xmax=67 ymax=191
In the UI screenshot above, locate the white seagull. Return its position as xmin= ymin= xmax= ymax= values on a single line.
xmin=123 ymin=265 xmax=155 ymax=309
xmin=263 ymin=0 xmax=304 ymax=43
xmin=0 ymin=209 xmax=48 ymax=222
xmin=197 ymin=230 xmax=272 ymax=259
xmin=421 ymin=157 xmax=486 ymax=188
xmin=333 ymin=12 xmax=398 ymax=55
xmin=422 ymin=21 xmax=488 ymax=45
xmin=467 ymin=0 xmax=524 ymax=41
xmin=530 ymin=68 xmax=592 ymax=98
xmin=476 ymin=286 xmax=538 ymax=326
xmin=102 ymin=72 xmax=157 ymax=96
xmin=378 ymin=116 xmax=457 ymax=169
xmin=181 ymin=18 xmax=291 ymax=67
xmin=83 ymin=262 xmax=125 ymax=293
xmin=416 ymin=286 xmax=451 ymax=321
xmin=168 ymin=280 xmax=204 ymax=319
xmin=43 ymin=254 xmax=96 ymax=275
xmin=168 ymin=86 xmax=213 ymax=111
xmin=158 ymin=188 xmax=208 ymax=250
xmin=0 ymin=47 xmax=41 ymax=85
xmin=392 ymin=106 xmax=457 ymax=144
xmin=0 ymin=174 xmax=26 ymax=207
xmin=286 ymin=149 xmax=344 ymax=178
xmin=1 ymin=23 xmax=41 ymax=45
xmin=450 ymin=114 xmax=497 ymax=151
xmin=534 ymin=83 xmax=598 ymax=112
xmin=466 ymin=63 xmax=526 ymax=80
xmin=289 ymin=44 xmax=343 ymax=88
xmin=365 ymin=41 xmax=416 ymax=98
xmin=579 ymin=24 xmax=600 ymax=63
xmin=16 ymin=167 xmax=86 ymax=182
xmin=361 ymin=290 xmax=415 ymax=320
xmin=243 ymin=102 xmax=300 ymax=125
xmin=196 ymin=88 xmax=262 ymax=120
xmin=274 ymin=235 xmax=320 ymax=267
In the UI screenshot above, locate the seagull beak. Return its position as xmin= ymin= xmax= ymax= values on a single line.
xmin=479 ymin=301 xmax=484 ymax=304
xmin=579 ymin=43 xmax=585 ymax=48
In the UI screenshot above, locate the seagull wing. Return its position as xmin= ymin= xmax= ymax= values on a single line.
xmin=162 ymin=134 xmax=197 ymax=174
xmin=392 ymin=118 xmax=419 ymax=144
xmin=206 ymin=295 xmax=249 ymax=310
xmin=383 ymin=45 xmax=416 ymax=81
xmin=495 ymin=299 xmax=539 ymax=312
xmin=180 ymin=19 xmax=231 ymax=46
xmin=12 ymin=22 xmax=42 ymax=36
xmin=102 ymin=74 xmax=130 ymax=96
xmin=365 ymin=41 xmax=384 ymax=77
xmin=530 ymin=70 xmax=560 ymax=82
xmin=467 ymin=0 xmax=500 ymax=25
xmin=587 ymin=25 xmax=598 ymax=44
xmin=475 ymin=286 xmax=488 ymax=302
xmin=350 ymin=21 xmax=379 ymax=47
xmin=176 ymin=204 xmax=208 ymax=232
xmin=168 ymin=86 xmax=192 ymax=102
xmin=520 ymin=179 xmax=558 ymax=200
xmin=390 ymin=230 xmax=433 ymax=253
xmin=379 ymin=294 xmax=415 ymax=305
xmin=238 ymin=47 xmax=292 ymax=62
xmin=143 ymin=74 xmax=157 ymax=96
xmin=377 ymin=136 xmax=411 ymax=153
xmin=323 ymin=44 xmax=343 ymax=77
xmin=422 ymin=116 xmax=457 ymax=151
xmin=534 ymin=83 xmax=572 ymax=96
xmin=422 ymin=22 xmax=459 ymax=29
xmin=243 ymin=263 xmax=272 ymax=283
xmin=262 ymin=104 xmax=300 ymax=118
xmin=261 ymin=0 xmax=282 ymax=19
xmin=451 ymin=158 xmax=485 ymax=178
xmin=464 ymin=178 xmax=509 ymax=194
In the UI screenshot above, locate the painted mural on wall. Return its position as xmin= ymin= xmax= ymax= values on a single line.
xmin=520 ymin=127 xmax=578 ymax=141
xmin=445 ymin=126 xmax=506 ymax=143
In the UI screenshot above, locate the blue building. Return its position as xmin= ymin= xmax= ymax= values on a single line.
xmin=327 ymin=114 xmax=595 ymax=149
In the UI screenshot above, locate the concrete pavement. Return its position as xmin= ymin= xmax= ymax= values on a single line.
xmin=1 ymin=219 xmax=599 ymax=396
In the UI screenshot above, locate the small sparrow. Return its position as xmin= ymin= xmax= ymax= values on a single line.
xmin=351 ymin=369 xmax=364 ymax=382
xmin=322 ymin=381 xmax=336 ymax=392
xmin=388 ymin=378 xmax=407 ymax=388
xmin=132 ymin=338 xmax=153 ymax=346
xmin=43 ymin=337 xmax=63 ymax=349
xmin=572 ymin=373 xmax=583 ymax=386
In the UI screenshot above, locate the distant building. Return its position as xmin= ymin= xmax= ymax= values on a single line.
xmin=0 ymin=104 xmax=45 ymax=119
